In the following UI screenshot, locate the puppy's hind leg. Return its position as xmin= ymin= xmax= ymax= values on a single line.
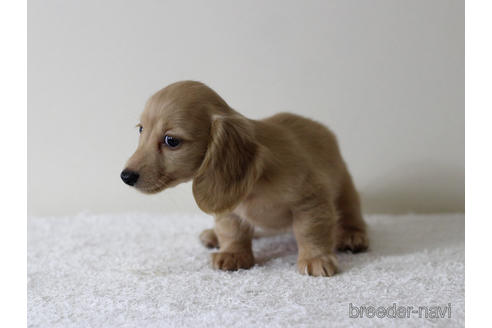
xmin=335 ymin=172 xmax=369 ymax=253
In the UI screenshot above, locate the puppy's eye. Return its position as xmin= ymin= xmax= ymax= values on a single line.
xmin=164 ymin=135 xmax=181 ymax=148
xmin=138 ymin=126 xmax=143 ymax=134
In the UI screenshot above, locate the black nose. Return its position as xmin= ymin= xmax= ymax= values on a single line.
xmin=120 ymin=169 xmax=139 ymax=186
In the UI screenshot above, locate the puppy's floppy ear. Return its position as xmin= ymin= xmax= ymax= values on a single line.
xmin=193 ymin=115 xmax=263 ymax=214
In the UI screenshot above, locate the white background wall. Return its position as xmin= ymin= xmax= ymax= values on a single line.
xmin=28 ymin=0 xmax=463 ymax=216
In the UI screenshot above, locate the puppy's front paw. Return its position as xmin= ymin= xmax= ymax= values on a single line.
xmin=199 ymin=229 xmax=219 ymax=249
xmin=337 ymin=229 xmax=369 ymax=253
xmin=297 ymin=254 xmax=338 ymax=277
xmin=212 ymin=251 xmax=255 ymax=271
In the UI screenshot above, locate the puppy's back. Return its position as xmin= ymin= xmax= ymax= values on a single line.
xmin=261 ymin=112 xmax=344 ymax=169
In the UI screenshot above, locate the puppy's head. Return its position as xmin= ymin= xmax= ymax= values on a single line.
xmin=122 ymin=81 xmax=263 ymax=213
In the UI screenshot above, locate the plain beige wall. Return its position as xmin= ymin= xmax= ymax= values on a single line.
xmin=28 ymin=0 xmax=463 ymax=216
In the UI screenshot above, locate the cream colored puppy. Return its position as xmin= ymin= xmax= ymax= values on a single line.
xmin=122 ymin=81 xmax=368 ymax=277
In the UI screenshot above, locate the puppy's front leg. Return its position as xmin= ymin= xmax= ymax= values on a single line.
xmin=211 ymin=213 xmax=255 ymax=271
xmin=292 ymin=197 xmax=338 ymax=277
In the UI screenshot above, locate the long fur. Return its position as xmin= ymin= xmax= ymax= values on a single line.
xmin=123 ymin=81 xmax=369 ymax=277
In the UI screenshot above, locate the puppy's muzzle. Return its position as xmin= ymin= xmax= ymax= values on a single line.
xmin=121 ymin=169 xmax=139 ymax=186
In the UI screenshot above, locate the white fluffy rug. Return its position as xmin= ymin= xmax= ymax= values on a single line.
xmin=28 ymin=213 xmax=464 ymax=327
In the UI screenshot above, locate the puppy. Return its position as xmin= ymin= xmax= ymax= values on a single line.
xmin=121 ymin=81 xmax=368 ymax=277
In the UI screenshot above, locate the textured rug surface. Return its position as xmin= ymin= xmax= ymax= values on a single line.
xmin=27 ymin=213 xmax=464 ymax=327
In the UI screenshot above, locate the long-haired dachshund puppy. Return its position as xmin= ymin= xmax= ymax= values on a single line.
xmin=121 ymin=81 xmax=368 ymax=277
